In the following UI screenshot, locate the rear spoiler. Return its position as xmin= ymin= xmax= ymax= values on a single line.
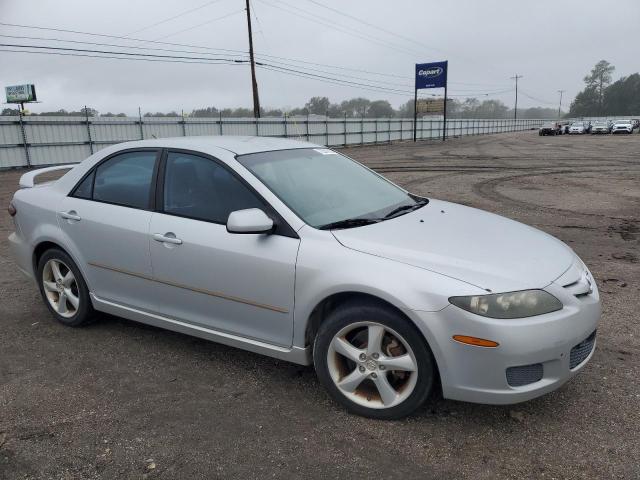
xmin=19 ymin=164 xmax=75 ymax=189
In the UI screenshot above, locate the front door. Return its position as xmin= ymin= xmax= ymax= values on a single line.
xmin=148 ymin=150 xmax=299 ymax=347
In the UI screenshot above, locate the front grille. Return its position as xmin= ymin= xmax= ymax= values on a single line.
xmin=506 ymin=363 xmax=544 ymax=387
xmin=569 ymin=331 xmax=596 ymax=369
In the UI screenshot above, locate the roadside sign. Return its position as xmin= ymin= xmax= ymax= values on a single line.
xmin=414 ymin=61 xmax=448 ymax=141
xmin=416 ymin=98 xmax=445 ymax=114
xmin=415 ymin=61 xmax=448 ymax=89
xmin=5 ymin=84 xmax=37 ymax=103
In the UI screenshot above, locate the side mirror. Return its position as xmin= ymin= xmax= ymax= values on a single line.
xmin=226 ymin=208 xmax=274 ymax=234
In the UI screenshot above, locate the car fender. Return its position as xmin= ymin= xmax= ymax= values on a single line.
xmin=29 ymin=224 xmax=94 ymax=292
xmin=292 ymin=226 xmax=484 ymax=348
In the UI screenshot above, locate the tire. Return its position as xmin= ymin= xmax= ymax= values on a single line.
xmin=313 ymin=300 xmax=436 ymax=419
xmin=37 ymin=248 xmax=95 ymax=327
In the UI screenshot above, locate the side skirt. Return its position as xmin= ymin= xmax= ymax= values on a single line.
xmin=90 ymin=293 xmax=312 ymax=366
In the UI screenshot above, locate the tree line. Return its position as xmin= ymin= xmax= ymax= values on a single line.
xmin=1 ymin=98 xmax=559 ymax=119
xmin=569 ymin=60 xmax=640 ymax=117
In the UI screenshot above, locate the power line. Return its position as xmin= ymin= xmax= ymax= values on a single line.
xmin=249 ymin=0 xmax=270 ymax=50
xmin=0 ymin=35 xmax=513 ymax=95
xmin=0 ymin=48 xmax=246 ymax=66
xmin=0 ymin=44 xmax=413 ymax=95
xmin=0 ymin=34 xmax=248 ymax=60
xmin=519 ymin=89 xmax=556 ymax=106
xmin=304 ymin=0 xmax=509 ymax=79
xmin=152 ymin=9 xmax=245 ymax=40
xmin=127 ymin=0 xmax=228 ymax=35
xmin=0 ymin=22 xmax=412 ymax=79
xmin=0 ymin=42 xmax=518 ymax=99
xmin=0 ymin=47 xmax=522 ymax=104
xmin=0 ymin=21 xmax=513 ymax=88
xmin=304 ymin=0 xmax=444 ymax=55
xmin=257 ymin=0 xmax=422 ymax=58
xmin=0 ymin=42 xmax=245 ymax=63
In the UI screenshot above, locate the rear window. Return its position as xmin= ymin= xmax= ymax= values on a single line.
xmin=72 ymin=151 xmax=158 ymax=209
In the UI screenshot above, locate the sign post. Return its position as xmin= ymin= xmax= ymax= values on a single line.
xmin=414 ymin=61 xmax=448 ymax=142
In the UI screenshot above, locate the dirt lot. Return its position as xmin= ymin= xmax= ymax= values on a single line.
xmin=1 ymin=131 xmax=639 ymax=479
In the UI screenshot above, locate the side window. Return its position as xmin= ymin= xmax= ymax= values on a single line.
xmin=72 ymin=170 xmax=95 ymax=199
xmin=163 ymin=152 xmax=263 ymax=223
xmin=92 ymin=151 xmax=157 ymax=209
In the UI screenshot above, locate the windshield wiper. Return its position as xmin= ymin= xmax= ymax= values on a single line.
xmin=384 ymin=198 xmax=428 ymax=219
xmin=318 ymin=218 xmax=381 ymax=230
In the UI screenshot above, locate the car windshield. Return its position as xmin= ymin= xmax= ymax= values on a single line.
xmin=237 ymin=148 xmax=424 ymax=228
xmin=571 ymin=123 xmax=583 ymax=127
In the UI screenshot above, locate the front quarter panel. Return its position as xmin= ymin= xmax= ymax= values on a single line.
xmin=292 ymin=226 xmax=485 ymax=347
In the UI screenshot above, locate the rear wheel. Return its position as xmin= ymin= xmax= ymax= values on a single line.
xmin=37 ymin=249 xmax=94 ymax=327
xmin=313 ymin=301 xmax=435 ymax=419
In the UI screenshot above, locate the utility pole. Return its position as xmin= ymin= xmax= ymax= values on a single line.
xmin=245 ymin=0 xmax=261 ymax=118
xmin=511 ymin=75 xmax=523 ymax=120
xmin=557 ymin=90 xmax=565 ymax=119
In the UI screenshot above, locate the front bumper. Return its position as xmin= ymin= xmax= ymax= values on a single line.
xmin=412 ymin=278 xmax=601 ymax=404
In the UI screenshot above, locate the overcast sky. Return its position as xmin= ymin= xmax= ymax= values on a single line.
xmin=1 ymin=0 xmax=638 ymax=115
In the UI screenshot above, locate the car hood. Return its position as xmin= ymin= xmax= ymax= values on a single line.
xmin=331 ymin=199 xmax=574 ymax=293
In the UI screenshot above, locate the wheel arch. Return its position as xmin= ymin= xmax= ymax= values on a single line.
xmin=304 ymin=291 xmax=431 ymax=355
xmin=31 ymin=238 xmax=92 ymax=291
xmin=305 ymin=290 xmax=443 ymax=395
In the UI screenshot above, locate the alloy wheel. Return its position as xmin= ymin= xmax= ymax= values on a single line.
xmin=326 ymin=321 xmax=418 ymax=409
xmin=42 ymin=259 xmax=80 ymax=318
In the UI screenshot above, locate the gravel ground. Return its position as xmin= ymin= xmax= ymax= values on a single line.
xmin=1 ymin=131 xmax=639 ymax=479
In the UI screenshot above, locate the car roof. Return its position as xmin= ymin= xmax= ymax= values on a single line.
xmin=115 ymin=135 xmax=321 ymax=155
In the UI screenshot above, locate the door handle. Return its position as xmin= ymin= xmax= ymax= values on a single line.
xmin=59 ymin=210 xmax=81 ymax=221
xmin=153 ymin=233 xmax=183 ymax=245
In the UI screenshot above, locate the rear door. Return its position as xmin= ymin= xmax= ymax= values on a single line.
xmin=148 ymin=150 xmax=300 ymax=347
xmin=58 ymin=149 xmax=160 ymax=309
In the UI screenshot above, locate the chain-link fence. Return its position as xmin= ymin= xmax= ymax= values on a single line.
xmin=0 ymin=114 xmax=546 ymax=168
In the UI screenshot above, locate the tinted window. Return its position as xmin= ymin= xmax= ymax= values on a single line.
xmin=93 ymin=151 xmax=157 ymax=209
xmin=73 ymin=170 xmax=95 ymax=199
xmin=163 ymin=152 xmax=263 ymax=223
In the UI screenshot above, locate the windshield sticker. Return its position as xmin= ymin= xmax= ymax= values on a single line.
xmin=314 ymin=148 xmax=338 ymax=155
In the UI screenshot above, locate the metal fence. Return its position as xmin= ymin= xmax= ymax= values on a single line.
xmin=0 ymin=114 xmax=546 ymax=169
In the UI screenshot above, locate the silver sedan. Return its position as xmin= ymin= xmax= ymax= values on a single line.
xmin=8 ymin=137 xmax=601 ymax=419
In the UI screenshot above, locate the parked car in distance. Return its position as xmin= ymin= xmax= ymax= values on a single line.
xmin=611 ymin=120 xmax=633 ymax=134
xmin=8 ymin=137 xmax=601 ymax=419
xmin=590 ymin=121 xmax=611 ymax=134
xmin=539 ymin=122 xmax=561 ymax=136
xmin=569 ymin=121 xmax=588 ymax=134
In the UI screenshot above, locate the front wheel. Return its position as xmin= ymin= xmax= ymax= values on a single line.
xmin=313 ymin=301 xmax=436 ymax=419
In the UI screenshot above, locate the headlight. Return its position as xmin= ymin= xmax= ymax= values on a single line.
xmin=449 ymin=290 xmax=562 ymax=319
